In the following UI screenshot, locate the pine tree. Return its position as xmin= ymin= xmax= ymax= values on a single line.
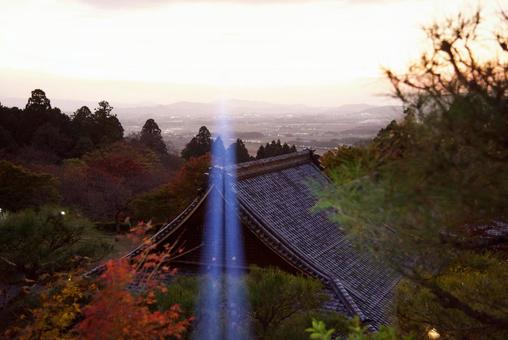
xmin=227 ymin=138 xmax=252 ymax=163
xmin=140 ymin=118 xmax=167 ymax=154
xmin=181 ymin=126 xmax=212 ymax=160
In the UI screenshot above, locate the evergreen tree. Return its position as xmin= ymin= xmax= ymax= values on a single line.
xmin=227 ymin=138 xmax=252 ymax=163
xmin=92 ymin=101 xmax=123 ymax=145
xmin=256 ymin=145 xmax=265 ymax=159
xmin=181 ymin=126 xmax=212 ymax=160
xmin=255 ymin=139 xmax=297 ymax=160
xmin=25 ymin=89 xmax=51 ymax=111
xmin=140 ymin=118 xmax=167 ymax=154
xmin=21 ymin=89 xmax=74 ymax=158
xmin=70 ymin=106 xmax=95 ymax=155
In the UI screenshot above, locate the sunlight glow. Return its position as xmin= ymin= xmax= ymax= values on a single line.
xmin=0 ymin=0 xmax=503 ymax=105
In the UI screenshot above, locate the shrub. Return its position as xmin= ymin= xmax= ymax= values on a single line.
xmin=0 ymin=160 xmax=59 ymax=211
xmin=247 ymin=266 xmax=327 ymax=338
xmin=0 ymin=206 xmax=112 ymax=279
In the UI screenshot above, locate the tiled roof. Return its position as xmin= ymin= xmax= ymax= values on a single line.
xmin=232 ymin=150 xmax=399 ymax=328
xmin=87 ymin=149 xmax=398 ymax=329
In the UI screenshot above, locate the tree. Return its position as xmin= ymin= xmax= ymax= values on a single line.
xmin=0 ymin=125 xmax=17 ymax=153
xmin=0 ymin=206 xmax=111 ymax=279
xmin=70 ymin=106 xmax=96 ymax=155
xmin=19 ymin=90 xmax=74 ymax=158
xmin=25 ymin=89 xmax=51 ymax=111
xmin=154 ymin=266 xmax=344 ymax=340
xmin=247 ymin=266 xmax=326 ymax=339
xmin=0 ymin=160 xmax=60 ymax=211
xmin=140 ymin=118 xmax=167 ymax=154
xmin=181 ymin=126 xmax=211 ymax=160
xmin=129 ymin=153 xmax=210 ymax=223
xmin=31 ymin=123 xmax=73 ymax=157
xmin=61 ymin=142 xmax=168 ymax=222
xmin=227 ymin=138 xmax=252 ymax=163
xmin=5 ymin=274 xmax=86 ymax=339
xmin=316 ymin=10 xmax=508 ymax=339
xmin=76 ymin=259 xmax=191 ymax=340
xmin=92 ymin=101 xmax=123 ymax=145
xmin=255 ymin=139 xmax=297 ymax=160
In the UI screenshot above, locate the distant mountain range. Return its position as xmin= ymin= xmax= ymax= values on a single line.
xmin=113 ymin=100 xmax=382 ymax=119
xmin=1 ymin=96 xmax=402 ymax=126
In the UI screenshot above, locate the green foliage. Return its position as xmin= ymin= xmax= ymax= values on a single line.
xmin=0 ymin=160 xmax=60 ymax=211
xmin=0 ymin=206 xmax=112 ymax=279
xmin=316 ymin=10 xmax=508 ymax=338
xmin=129 ymin=185 xmax=173 ymax=223
xmin=307 ymin=316 xmax=412 ymax=340
xmin=394 ymin=254 xmax=508 ymax=339
xmin=155 ymin=267 xmax=334 ymax=339
xmin=275 ymin=311 xmax=349 ymax=340
xmin=306 ymin=319 xmax=335 ymax=340
xmin=156 ymin=275 xmax=200 ymax=320
xmin=246 ymin=266 xmax=326 ymax=338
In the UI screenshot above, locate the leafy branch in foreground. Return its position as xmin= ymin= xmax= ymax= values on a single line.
xmin=316 ymin=10 xmax=508 ymax=339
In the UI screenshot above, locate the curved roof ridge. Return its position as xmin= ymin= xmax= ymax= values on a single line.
xmin=85 ymin=187 xmax=212 ymax=277
xmin=227 ymin=149 xmax=317 ymax=179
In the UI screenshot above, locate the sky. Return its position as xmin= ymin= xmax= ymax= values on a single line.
xmin=0 ymin=0 xmax=505 ymax=108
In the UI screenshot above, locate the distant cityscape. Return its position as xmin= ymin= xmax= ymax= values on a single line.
xmin=114 ymin=100 xmax=402 ymax=155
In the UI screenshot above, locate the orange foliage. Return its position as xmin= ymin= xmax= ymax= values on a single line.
xmin=167 ymin=153 xmax=210 ymax=211
xmin=77 ymin=224 xmax=191 ymax=339
xmin=83 ymin=141 xmax=161 ymax=179
xmin=76 ymin=259 xmax=191 ymax=340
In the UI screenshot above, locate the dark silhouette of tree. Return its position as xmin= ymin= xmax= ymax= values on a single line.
xmin=256 ymin=145 xmax=265 ymax=159
xmin=0 ymin=125 xmax=16 ymax=153
xmin=227 ymin=138 xmax=252 ymax=163
xmin=20 ymin=90 xmax=73 ymax=158
xmin=25 ymin=89 xmax=51 ymax=111
xmin=31 ymin=123 xmax=72 ymax=156
xmin=92 ymin=101 xmax=123 ymax=145
xmin=255 ymin=139 xmax=297 ymax=159
xmin=70 ymin=106 xmax=96 ymax=156
xmin=140 ymin=118 xmax=167 ymax=154
xmin=181 ymin=126 xmax=212 ymax=160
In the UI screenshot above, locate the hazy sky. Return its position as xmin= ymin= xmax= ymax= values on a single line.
xmin=0 ymin=0 xmax=505 ymax=107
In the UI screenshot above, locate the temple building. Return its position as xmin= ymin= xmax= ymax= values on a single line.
xmin=90 ymin=150 xmax=398 ymax=329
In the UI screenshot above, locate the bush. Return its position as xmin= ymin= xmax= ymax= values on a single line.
xmin=247 ymin=266 xmax=327 ymax=339
xmin=0 ymin=160 xmax=60 ymax=211
xmin=0 ymin=206 xmax=112 ymax=280
xmin=156 ymin=275 xmax=200 ymax=320
xmin=155 ymin=267 xmax=333 ymax=339
xmin=273 ymin=311 xmax=349 ymax=340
